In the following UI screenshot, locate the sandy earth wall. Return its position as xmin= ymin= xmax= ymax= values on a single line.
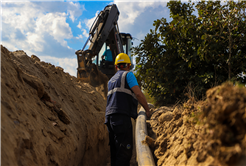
xmin=147 ymin=83 xmax=246 ymax=166
xmin=1 ymin=45 xmax=110 ymax=166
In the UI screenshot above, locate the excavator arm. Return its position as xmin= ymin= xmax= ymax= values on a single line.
xmin=88 ymin=4 xmax=124 ymax=57
xmin=75 ymin=4 xmax=124 ymax=81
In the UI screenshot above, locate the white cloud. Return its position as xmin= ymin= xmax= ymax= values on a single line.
xmin=1 ymin=1 xmax=83 ymax=58
xmin=33 ymin=12 xmax=73 ymax=47
xmin=77 ymin=21 xmax=82 ymax=29
xmin=82 ymin=29 xmax=89 ymax=38
xmin=77 ymin=21 xmax=89 ymax=38
xmin=114 ymin=1 xmax=169 ymax=46
xmin=75 ymin=34 xmax=83 ymax=39
xmin=39 ymin=55 xmax=77 ymax=77
xmin=27 ymin=32 xmax=45 ymax=52
xmin=67 ymin=2 xmax=84 ymax=22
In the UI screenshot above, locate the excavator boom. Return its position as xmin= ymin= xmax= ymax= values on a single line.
xmin=75 ymin=4 xmax=133 ymax=96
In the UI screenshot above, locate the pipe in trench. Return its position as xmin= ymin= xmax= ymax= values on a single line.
xmin=135 ymin=106 xmax=155 ymax=166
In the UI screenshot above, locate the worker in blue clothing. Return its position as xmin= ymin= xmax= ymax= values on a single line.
xmin=105 ymin=53 xmax=150 ymax=166
xmin=101 ymin=44 xmax=113 ymax=68
xmin=103 ymin=47 xmax=113 ymax=62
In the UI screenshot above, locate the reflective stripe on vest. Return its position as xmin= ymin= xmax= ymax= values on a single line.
xmin=107 ymin=71 xmax=137 ymax=100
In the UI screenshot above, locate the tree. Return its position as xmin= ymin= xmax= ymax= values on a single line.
xmin=196 ymin=1 xmax=246 ymax=82
xmin=132 ymin=1 xmax=246 ymax=105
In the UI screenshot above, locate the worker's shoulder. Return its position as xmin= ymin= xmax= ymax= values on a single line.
xmin=127 ymin=71 xmax=135 ymax=76
xmin=126 ymin=71 xmax=138 ymax=88
xmin=126 ymin=71 xmax=135 ymax=77
xmin=126 ymin=71 xmax=137 ymax=82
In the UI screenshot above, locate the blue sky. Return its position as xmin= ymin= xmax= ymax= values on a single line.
xmin=1 ymin=0 xmax=172 ymax=76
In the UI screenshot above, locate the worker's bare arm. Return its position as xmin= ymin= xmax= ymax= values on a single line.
xmin=131 ymin=85 xmax=150 ymax=117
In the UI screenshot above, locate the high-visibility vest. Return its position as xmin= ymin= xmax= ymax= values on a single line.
xmin=105 ymin=70 xmax=138 ymax=119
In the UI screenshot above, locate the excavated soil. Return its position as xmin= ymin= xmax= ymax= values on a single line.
xmin=2 ymin=45 xmax=246 ymax=166
xmin=1 ymin=45 xmax=110 ymax=166
xmin=147 ymin=82 xmax=246 ymax=166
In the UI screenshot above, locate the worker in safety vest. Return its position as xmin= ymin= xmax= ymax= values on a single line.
xmin=104 ymin=53 xmax=150 ymax=166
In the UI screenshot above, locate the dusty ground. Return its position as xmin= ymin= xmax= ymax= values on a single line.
xmin=147 ymin=82 xmax=246 ymax=166
xmin=1 ymin=45 xmax=110 ymax=166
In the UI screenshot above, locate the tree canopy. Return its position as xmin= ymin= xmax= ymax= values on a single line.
xmin=132 ymin=1 xmax=246 ymax=105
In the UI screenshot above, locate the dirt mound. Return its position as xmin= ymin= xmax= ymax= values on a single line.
xmin=148 ymin=82 xmax=246 ymax=166
xmin=1 ymin=45 xmax=109 ymax=166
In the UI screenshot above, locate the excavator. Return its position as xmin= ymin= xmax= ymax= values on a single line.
xmin=75 ymin=4 xmax=133 ymax=93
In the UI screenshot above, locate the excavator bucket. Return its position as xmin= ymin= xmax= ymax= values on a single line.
xmin=75 ymin=49 xmax=109 ymax=98
xmin=76 ymin=50 xmax=93 ymax=83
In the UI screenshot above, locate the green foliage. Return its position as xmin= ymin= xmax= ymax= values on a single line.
xmin=143 ymin=89 xmax=156 ymax=105
xmin=132 ymin=1 xmax=246 ymax=105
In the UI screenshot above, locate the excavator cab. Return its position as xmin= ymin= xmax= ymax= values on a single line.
xmin=93 ymin=33 xmax=133 ymax=79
